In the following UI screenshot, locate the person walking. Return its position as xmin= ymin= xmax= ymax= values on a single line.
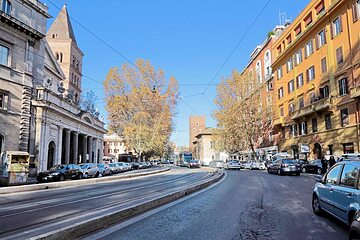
xmin=329 ymin=156 xmax=336 ymax=168
xmin=321 ymin=156 xmax=328 ymax=173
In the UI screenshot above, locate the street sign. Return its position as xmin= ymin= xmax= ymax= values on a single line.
xmin=300 ymin=144 xmax=310 ymax=153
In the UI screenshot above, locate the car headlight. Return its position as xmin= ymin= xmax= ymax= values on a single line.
xmin=51 ymin=172 xmax=60 ymax=176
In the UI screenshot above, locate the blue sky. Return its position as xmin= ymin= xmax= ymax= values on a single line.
xmin=45 ymin=0 xmax=308 ymax=147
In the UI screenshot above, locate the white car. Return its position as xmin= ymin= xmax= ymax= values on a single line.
xmin=259 ymin=162 xmax=266 ymax=170
xmin=225 ymin=160 xmax=241 ymax=170
xmin=243 ymin=161 xmax=252 ymax=169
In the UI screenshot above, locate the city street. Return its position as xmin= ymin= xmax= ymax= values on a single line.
xmin=85 ymin=169 xmax=349 ymax=240
xmin=0 ymin=167 xmax=219 ymax=240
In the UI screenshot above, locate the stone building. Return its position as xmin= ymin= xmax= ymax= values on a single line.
xmin=0 ymin=2 xmax=106 ymax=174
xmin=103 ymin=133 xmax=132 ymax=162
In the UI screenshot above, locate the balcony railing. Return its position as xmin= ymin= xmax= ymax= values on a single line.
xmin=291 ymin=97 xmax=332 ymax=121
xmin=350 ymin=85 xmax=360 ymax=99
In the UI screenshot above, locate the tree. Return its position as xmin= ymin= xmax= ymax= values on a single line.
xmin=104 ymin=59 xmax=179 ymax=160
xmin=214 ymin=70 xmax=273 ymax=160
xmin=80 ymin=91 xmax=98 ymax=115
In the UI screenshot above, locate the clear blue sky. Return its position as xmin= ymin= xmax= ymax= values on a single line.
xmin=45 ymin=0 xmax=308 ymax=147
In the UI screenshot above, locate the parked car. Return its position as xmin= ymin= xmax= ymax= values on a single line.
xmin=37 ymin=164 xmax=82 ymax=182
xmin=302 ymin=159 xmax=323 ymax=174
xmin=116 ymin=162 xmax=126 ymax=172
xmin=79 ymin=163 xmax=100 ymax=178
xmin=123 ymin=162 xmax=132 ymax=171
xmin=225 ymin=160 xmax=241 ymax=170
xmin=297 ymin=159 xmax=309 ymax=170
xmin=338 ymin=153 xmax=360 ymax=162
xmin=108 ymin=163 xmax=121 ymax=173
xmin=188 ymin=160 xmax=201 ymax=168
xmin=139 ymin=162 xmax=147 ymax=169
xmin=97 ymin=163 xmax=111 ymax=176
xmin=259 ymin=162 xmax=266 ymax=170
xmin=250 ymin=161 xmax=260 ymax=170
xmin=209 ymin=160 xmax=225 ymax=169
xmin=312 ymin=161 xmax=360 ymax=228
xmin=243 ymin=161 xmax=253 ymax=169
xmin=267 ymin=159 xmax=301 ymax=176
xmin=350 ymin=209 xmax=360 ymax=240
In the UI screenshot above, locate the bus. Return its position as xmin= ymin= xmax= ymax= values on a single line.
xmin=178 ymin=151 xmax=192 ymax=167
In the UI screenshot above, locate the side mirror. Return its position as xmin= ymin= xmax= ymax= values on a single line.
xmin=66 ymin=167 xmax=70 ymax=170
xmin=88 ymin=167 xmax=91 ymax=170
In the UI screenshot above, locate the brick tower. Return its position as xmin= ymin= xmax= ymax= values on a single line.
xmin=189 ymin=115 xmax=206 ymax=155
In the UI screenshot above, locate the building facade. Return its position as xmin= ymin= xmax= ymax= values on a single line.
xmin=0 ymin=2 xmax=106 ymax=174
xmin=272 ymin=0 xmax=360 ymax=159
xmin=103 ymin=134 xmax=131 ymax=161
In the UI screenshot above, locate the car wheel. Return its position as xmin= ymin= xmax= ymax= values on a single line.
xmin=84 ymin=173 xmax=88 ymax=179
xmin=296 ymin=172 xmax=300 ymax=176
xmin=302 ymin=168 xmax=306 ymax=173
xmin=312 ymin=194 xmax=323 ymax=215
xmin=78 ymin=173 xmax=83 ymax=180
xmin=95 ymin=171 xmax=100 ymax=178
xmin=317 ymin=168 xmax=322 ymax=175
xmin=267 ymin=168 xmax=271 ymax=174
xmin=60 ymin=174 xmax=65 ymax=181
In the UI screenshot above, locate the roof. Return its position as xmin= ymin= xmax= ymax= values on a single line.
xmin=47 ymin=5 xmax=77 ymax=43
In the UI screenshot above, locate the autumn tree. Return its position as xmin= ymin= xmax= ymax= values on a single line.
xmin=214 ymin=70 xmax=273 ymax=160
xmin=104 ymin=59 xmax=179 ymax=160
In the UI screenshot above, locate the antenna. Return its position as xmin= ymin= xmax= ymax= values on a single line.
xmin=279 ymin=11 xmax=291 ymax=26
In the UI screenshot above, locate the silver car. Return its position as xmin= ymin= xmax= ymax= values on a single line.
xmin=79 ymin=163 xmax=100 ymax=178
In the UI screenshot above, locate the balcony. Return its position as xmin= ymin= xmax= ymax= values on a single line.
xmin=350 ymin=85 xmax=360 ymax=99
xmin=291 ymin=97 xmax=333 ymax=121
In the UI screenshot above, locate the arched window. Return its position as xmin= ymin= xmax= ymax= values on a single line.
xmin=52 ymin=33 xmax=57 ymax=39
xmin=2 ymin=0 xmax=12 ymax=15
xmin=256 ymin=60 xmax=262 ymax=83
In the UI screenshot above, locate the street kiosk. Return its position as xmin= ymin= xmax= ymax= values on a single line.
xmin=0 ymin=151 xmax=30 ymax=186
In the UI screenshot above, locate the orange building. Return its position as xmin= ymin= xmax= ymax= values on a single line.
xmin=272 ymin=0 xmax=360 ymax=159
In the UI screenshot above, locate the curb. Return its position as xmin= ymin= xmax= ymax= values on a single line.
xmin=0 ymin=167 xmax=170 ymax=195
xmin=31 ymin=171 xmax=224 ymax=240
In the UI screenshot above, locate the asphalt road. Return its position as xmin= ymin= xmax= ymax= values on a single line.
xmin=87 ymin=169 xmax=348 ymax=240
xmin=0 ymin=166 xmax=215 ymax=240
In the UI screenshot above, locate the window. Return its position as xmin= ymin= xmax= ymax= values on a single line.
xmin=306 ymin=66 xmax=315 ymax=82
xmin=325 ymin=164 xmax=342 ymax=184
xmin=299 ymin=121 xmax=307 ymax=135
xmin=295 ymin=50 xmax=302 ymax=65
xmin=343 ymin=143 xmax=355 ymax=154
xmin=266 ymin=81 xmax=273 ymax=92
xmin=0 ymin=45 xmax=9 ymax=66
xmin=290 ymin=125 xmax=298 ymax=137
xmin=287 ymin=35 xmax=292 ymax=45
xmin=288 ymin=102 xmax=295 ymax=114
xmin=0 ymin=134 xmax=3 ymax=152
xmin=0 ymin=92 xmax=8 ymax=110
xmin=317 ymin=29 xmax=326 ymax=48
xmin=316 ymin=0 xmax=325 ymax=15
xmin=305 ymin=40 xmax=314 ymax=57
xmin=336 ymin=46 xmax=344 ymax=65
xmin=310 ymin=92 xmax=316 ymax=103
xmin=299 ymin=97 xmax=304 ymax=108
xmin=304 ymin=12 xmax=313 ymax=27
xmin=52 ymin=34 xmax=57 ymax=39
xmin=2 ymin=0 xmax=11 ymax=15
xmin=256 ymin=61 xmax=262 ymax=82
xmin=295 ymin=24 xmax=302 ymax=36
xmin=277 ymin=66 xmax=283 ymax=79
xmin=277 ymin=45 xmax=282 ymax=55
xmin=280 ymin=106 xmax=284 ymax=117
xmin=296 ymin=73 xmax=304 ymax=88
xmin=338 ymin=78 xmax=348 ymax=96
xmin=325 ymin=113 xmax=332 ymax=130
xmin=352 ymin=1 xmax=360 ymax=22
xmin=108 ymin=149 xmax=111 ymax=154
xmin=340 ymin=108 xmax=349 ymax=126
xmin=312 ymin=118 xmax=318 ymax=133
xmin=332 ymin=17 xmax=342 ymax=37
xmin=321 ymin=57 xmax=327 ymax=73
xmin=319 ymin=85 xmax=329 ymax=98
xmin=288 ymin=80 xmax=295 ymax=93
xmin=278 ymin=87 xmax=284 ymax=99
xmin=340 ymin=164 xmax=358 ymax=188
xmin=286 ymin=58 xmax=293 ymax=72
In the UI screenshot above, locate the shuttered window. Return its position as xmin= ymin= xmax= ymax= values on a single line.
xmin=336 ymin=46 xmax=344 ymax=65
xmin=352 ymin=1 xmax=360 ymax=22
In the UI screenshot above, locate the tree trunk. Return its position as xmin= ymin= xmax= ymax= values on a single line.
xmin=249 ymin=138 xmax=258 ymax=161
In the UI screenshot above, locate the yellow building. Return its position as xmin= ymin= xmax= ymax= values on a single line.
xmin=272 ymin=0 xmax=360 ymax=159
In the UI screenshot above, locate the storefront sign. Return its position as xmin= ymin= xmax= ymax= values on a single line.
xmin=300 ymin=144 xmax=310 ymax=153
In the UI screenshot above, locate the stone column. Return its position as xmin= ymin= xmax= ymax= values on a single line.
xmin=72 ymin=132 xmax=79 ymax=164
xmin=88 ymin=136 xmax=93 ymax=163
xmin=93 ymin=138 xmax=98 ymax=164
xmin=64 ymin=129 xmax=71 ymax=165
xmin=57 ymin=126 xmax=63 ymax=165
xmin=82 ymin=135 xmax=87 ymax=163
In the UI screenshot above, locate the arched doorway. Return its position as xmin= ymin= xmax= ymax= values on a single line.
xmin=313 ymin=143 xmax=322 ymax=159
xmin=47 ymin=141 xmax=56 ymax=169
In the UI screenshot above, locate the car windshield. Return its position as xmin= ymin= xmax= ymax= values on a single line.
xmin=98 ymin=164 xmax=104 ymax=168
xmin=282 ymin=159 xmax=297 ymax=164
xmin=80 ymin=164 xmax=89 ymax=169
xmin=49 ymin=165 xmax=65 ymax=171
xmin=190 ymin=160 xmax=198 ymax=163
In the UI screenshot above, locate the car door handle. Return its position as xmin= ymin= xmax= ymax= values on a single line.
xmin=347 ymin=193 xmax=353 ymax=197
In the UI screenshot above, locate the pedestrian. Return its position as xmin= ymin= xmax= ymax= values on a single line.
xmin=321 ymin=156 xmax=328 ymax=173
xmin=329 ymin=156 xmax=336 ymax=168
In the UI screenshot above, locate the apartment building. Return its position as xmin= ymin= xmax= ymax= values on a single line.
xmin=272 ymin=0 xmax=360 ymax=159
